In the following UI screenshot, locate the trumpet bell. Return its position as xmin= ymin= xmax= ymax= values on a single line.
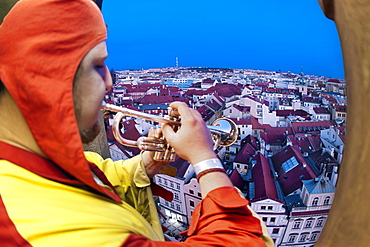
xmin=210 ymin=118 xmax=238 ymax=147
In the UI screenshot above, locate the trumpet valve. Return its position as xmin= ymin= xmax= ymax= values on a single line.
xmin=137 ymin=136 xmax=166 ymax=152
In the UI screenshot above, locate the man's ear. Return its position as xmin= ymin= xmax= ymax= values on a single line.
xmin=318 ymin=0 xmax=335 ymax=21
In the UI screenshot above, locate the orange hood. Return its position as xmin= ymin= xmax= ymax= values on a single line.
xmin=0 ymin=0 xmax=113 ymax=197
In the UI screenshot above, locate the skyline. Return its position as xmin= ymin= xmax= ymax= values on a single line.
xmin=102 ymin=1 xmax=344 ymax=79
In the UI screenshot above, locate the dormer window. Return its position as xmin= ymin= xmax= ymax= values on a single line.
xmin=324 ymin=196 xmax=330 ymax=205
xmin=312 ymin=197 xmax=319 ymax=206
xmin=282 ymin=156 xmax=299 ymax=173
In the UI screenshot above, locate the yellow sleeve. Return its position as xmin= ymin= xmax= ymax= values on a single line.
xmin=0 ymin=160 xmax=164 ymax=246
xmin=84 ymin=151 xmax=150 ymax=210
xmin=84 ymin=152 xmax=164 ymax=239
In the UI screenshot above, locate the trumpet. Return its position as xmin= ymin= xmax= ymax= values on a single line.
xmin=102 ymin=102 xmax=238 ymax=162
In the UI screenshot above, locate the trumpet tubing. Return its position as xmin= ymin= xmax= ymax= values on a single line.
xmin=102 ymin=102 xmax=238 ymax=162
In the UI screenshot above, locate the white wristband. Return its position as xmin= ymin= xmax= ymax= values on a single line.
xmin=193 ymin=158 xmax=224 ymax=175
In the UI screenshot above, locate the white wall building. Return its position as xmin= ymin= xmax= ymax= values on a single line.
xmin=320 ymin=126 xmax=345 ymax=165
xmin=279 ymin=176 xmax=334 ymax=246
xmin=183 ymin=178 xmax=202 ymax=223
xmin=154 ymin=174 xmax=189 ymax=225
xmin=251 ymin=198 xmax=288 ymax=245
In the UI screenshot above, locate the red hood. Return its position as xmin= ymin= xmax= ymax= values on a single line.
xmin=0 ymin=0 xmax=113 ymax=198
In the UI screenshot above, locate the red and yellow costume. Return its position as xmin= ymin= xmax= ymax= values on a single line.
xmin=0 ymin=0 xmax=273 ymax=246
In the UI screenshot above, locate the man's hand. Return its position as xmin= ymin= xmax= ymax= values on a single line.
xmin=141 ymin=127 xmax=169 ymax=178
xmin=161 ymin=102 xmax=217 ymax=165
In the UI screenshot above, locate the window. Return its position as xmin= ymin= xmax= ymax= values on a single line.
xmin=310 ymin=232 xmax=319 ymax=241
xmin=288 ymin=234 xmax=297 ymax=243
xmin=198 ymin=192 xmax=202 ymax=198
xmin=272 ymin=228 xmax=279 ymax=234
xmin=312 ymin=197 xmax=319 ymax=206
xmin=261 ymin=206 xmax=266 ymax=210
xmin=189 ymin=189 xmax=194 ymax=195
xmin=268 ymin=206 xmax=273 ymax=210
xmin=174 ymin=193 xmax=179 ymax=200
xmin=189 ymin=200 xmax=195 ymax=207
xmin=299 ymin=233 xmax=308 ymax=242
xmin=164 ymin=180 xmax=168 ymax=186
xmin=170 ymin=202 xmax=174 ymax=209
xmin=158 ymin=177 xmax=162 ymax=184
xmin=170 ymin=182 xmax=174 ymax=188
xmin=316 ymin=219 xmax=325 ymax=227
xmin=324 ymin=196 xmax=330 ymax=205
xmin=293 ymin=221 xmax=301 ymax=229
xmin=270 ymin=217 xmax=276 ymax=223
xmin=177 ymin=183 xmax=180 ymax=190
xmin=176 ymin=204 xmax=180 ymax=211
xmin=262 ymin=217 xmax=268 ymax=222
xmin=282 ymin=156 xmax=299 ymax=173
xmin=305 ymin=220 xmax=313 ymax=228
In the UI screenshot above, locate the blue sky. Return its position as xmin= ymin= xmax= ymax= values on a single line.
xmin=102 ymin=1 xmax=344 ymax=79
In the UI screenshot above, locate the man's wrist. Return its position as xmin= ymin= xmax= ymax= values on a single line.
xmin=193 ymin=158 xmax=226 ymax=180
xmin=141 ymin=151 xmax=166 ymax=178
xmin=189 ymin=152 xmax=218 ymax=166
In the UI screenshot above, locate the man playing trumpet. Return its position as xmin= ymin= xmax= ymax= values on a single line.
xmin=0 ymin=0 xmax=272 ymax=246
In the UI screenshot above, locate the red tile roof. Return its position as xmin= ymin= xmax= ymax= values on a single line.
xmin=245 ymin=95 xmax=269 ymax=106
xmin=276 ymin=110 xmax=310 ymax=117
xmin=259 ymin=126 xmax=293 ymax=145
xmin=234 ymin=143 xmax=256 ymax=163
xmin=251 ymin=153 xmax=282 ymax=202
xmin=139 ymin=95 xmax=174 ymax=105
xmin=313 ymin=107 xmax=330 ymax=114
xmin=231 ymin=104 xmax=250 ymax=113
xmin=251 ymin=116 xmax=265 ymax=129
xmin=271 ymin=145 xmax=317 ymax=196
xmin=291 ymin=120 xmax=336 ymax=134
xmin=302 ymin=96 xmax=321 ymax=103
xmin=197 ymin=105 xmax=215 ymax=122
xmin=292 ymin=209 xmax=330 ymax=216
xmin=327 ymin=78 xmax=341 ymax=83
xmin=287 ymin=135 xmax=321 ymax=154
xmin=232 ymin=118 xmax=253 ymax=126
xmin=202 ymin=78 xmax=216 ymax=84
xmin=212 ymin=92 xmax=226 ymax=104
xmin=334 ymin=105 xmax=347 ymax=112
xmin=206 ymin=98 xmax=223 ymax=112
xmin=206 ymin=84 xmax=242 ymax=98
xmin=310 ymin=151 xmax=338 ymax=171
xmin=229 ymin=169 xmax=245 ymax=191
xmin=184 ymin=89 xmax=209 ymax=97
xmin=241 ymin=134 xmax=260 ymax=151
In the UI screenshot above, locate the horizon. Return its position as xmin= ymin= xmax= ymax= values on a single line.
xmin=102 ymin=1 xmax=344 ymax=79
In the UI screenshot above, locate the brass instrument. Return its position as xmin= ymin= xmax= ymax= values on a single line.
xmin=102 ymin=102 xmax=238 ymax=162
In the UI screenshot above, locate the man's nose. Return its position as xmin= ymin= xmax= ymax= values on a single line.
xmin=105 ymin=66 xmax=113 ymax=91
